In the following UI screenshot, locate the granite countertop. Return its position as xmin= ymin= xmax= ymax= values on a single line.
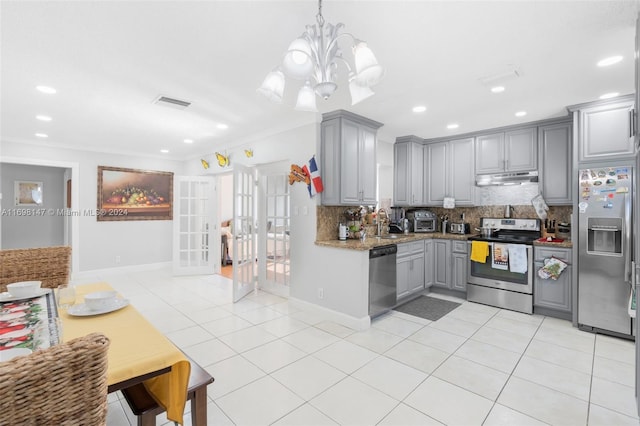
xmin=533 ymin=239 xmax=573 ymax=248
xmin=315 ymin=232 xmax=470 ymax=251
xmin=316 ymin=233 xmax=573 ymax=251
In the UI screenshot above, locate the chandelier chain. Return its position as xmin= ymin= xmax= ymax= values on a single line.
xmin=316 ymin=0 xmax=325 ymax=27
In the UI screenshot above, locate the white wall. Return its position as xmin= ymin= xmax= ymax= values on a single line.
xmin=184 ymin=122 xmax=372 ymax=319
xmin=1 ymin=141 xmax=184 ymax=271
xmin=1 ymin=163 xmax=66 ymax=249
xmin=2 ymin=118 xmax=384 ymax=323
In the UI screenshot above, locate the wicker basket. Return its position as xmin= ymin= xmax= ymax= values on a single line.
xmin=0 ymin=246 xmax=71 ymax=292
xmin=0 ymin=332 xmax=110 ymax=425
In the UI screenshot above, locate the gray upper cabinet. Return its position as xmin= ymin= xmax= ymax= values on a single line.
xmin=393 ymin=136 xmax=424 ymax=206
xmin=321 ymin=110 xmax=383 ymax=206
xmin=475 ymin=133 xmax=504 ymax=174
xmin=425 ymin=137 xmax=475 ymax=206
xmin=570 ymin=95 xmax=635 ymax=163
xmin=539 ymin=120 xmax=572 ymax=205
xmin=476 ymin=127 xmax=537 ymax=174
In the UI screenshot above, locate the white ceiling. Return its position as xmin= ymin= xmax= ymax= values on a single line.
xmin=1 ymin=1 xmax=638 ymax=160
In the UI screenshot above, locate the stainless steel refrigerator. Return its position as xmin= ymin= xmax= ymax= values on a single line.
xmin=578 ymin=165 xmax=634 ymax=337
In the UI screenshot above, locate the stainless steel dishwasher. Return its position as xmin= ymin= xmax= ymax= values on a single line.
xmin=369 ymin=244 xmax=398 ymax=318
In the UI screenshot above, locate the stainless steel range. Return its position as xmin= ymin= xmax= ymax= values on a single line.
xmin=467 ymin=218 xmax=541 ymax=314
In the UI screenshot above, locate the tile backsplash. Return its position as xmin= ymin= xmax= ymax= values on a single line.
xmin=317 ymin=204 xmax=572 ymax=241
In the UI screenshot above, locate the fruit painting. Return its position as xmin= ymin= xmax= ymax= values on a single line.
xmin=97 ymin=166 xmax=173 ymax=221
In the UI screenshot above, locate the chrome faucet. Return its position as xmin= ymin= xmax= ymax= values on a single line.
xmin=377 ymin=208 xmax=388 ymax=236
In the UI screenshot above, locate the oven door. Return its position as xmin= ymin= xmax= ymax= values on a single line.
xmin=467 ymin=241 xmax=533 ymax=294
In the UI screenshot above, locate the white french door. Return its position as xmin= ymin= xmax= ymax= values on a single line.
xmin=258 ymin=168 xmax=290 ymax=297
xmin=173 ymin=176 xmax=216 ymax=275
xmin=232 ymin=164 xmax=257 ymax=302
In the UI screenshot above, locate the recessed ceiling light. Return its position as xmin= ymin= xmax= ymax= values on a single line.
xmin=216 ymin=123 xmax=229 ymax=130
xmin=36 ymin=115 xmax=52 ymax=122
xmin=515 ymin=111 xmax=527 ymax=117
xmin=36 ymin=85 xmax=57 ymax=94
xmin=183 ymin=139 xmax=193 ymax=144
xmin=490 ymin=86 xmax=505 ymax=93
xmin=160 ymin=149 xmax=169 ymax=153
xmin=412 ymin=105 xmax=427 ymax=113
xmin=35 ymin=133 xmax=48 ymax=138
xmin=597 ymin=56 xmax=623 ymax=67
xmin=447 ymin=123 xmax=459 ymax=129
xmin=599 ymin=92 xmax=619 ymax=99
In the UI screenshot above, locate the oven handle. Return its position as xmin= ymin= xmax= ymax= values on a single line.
xmin=466 ymin=241 xmax=534 ymax=255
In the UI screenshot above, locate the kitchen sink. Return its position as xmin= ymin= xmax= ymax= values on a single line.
xmin=378 ymin=235 xmax=400 ymax=239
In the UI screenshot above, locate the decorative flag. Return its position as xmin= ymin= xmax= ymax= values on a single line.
xmin=302 ymin=156 xmax=324 ymax=197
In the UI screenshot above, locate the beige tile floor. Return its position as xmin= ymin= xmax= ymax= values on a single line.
xmin=69 ymin=267 xmax=640 ymax=425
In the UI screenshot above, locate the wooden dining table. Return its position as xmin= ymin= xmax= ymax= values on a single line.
xmin=59 ymin=282 xmax=191 ymax=425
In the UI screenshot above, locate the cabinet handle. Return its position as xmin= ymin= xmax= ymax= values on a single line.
xmin=629 ymin=110 xmax=634 ymax=138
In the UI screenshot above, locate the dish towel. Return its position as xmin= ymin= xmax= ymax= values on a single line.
xmin=492 ymin=244 xmax=509 ymax=270
xmin=537 ymin=256 xmax=567 ymax=279
xmin=470 ymin=241 xmax=489 ymax=263
xmin=508 ymin=244 xmax=528 ymax=274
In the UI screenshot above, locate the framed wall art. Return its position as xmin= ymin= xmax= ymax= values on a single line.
xmin=97 ymin=166 xmax=173 ymax=221
xmin=14 ymin=181 xmax=43 ymax=206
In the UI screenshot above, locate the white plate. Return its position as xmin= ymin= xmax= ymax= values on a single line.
xmin=0 ymin=288 xmax=51 ymax=303
xmin=0 ymin=347 xmax=32 ymax=362
xmin=67 ymin=298 xmax=129 ymax=316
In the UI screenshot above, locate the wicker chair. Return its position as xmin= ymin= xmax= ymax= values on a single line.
xmin=0 ymin=246 xmax=71 ymax=292
xmin=0 ymin=332 xmax=110 ymax=425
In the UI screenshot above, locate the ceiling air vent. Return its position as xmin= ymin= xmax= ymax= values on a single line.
xmin=478 ymin=66 xmax=522 ymax=87
xmin=153 ymin=95 xmax=191 ymax=110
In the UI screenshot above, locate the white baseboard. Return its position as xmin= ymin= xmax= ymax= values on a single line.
xmin=288 ymin=297 xmax=371 ymax=331
xmin=72 ymin=262 xmax=171 ymax=280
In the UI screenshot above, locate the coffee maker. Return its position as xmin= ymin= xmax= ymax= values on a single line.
xmin=389 ymin=207 xmax=406 ymax=233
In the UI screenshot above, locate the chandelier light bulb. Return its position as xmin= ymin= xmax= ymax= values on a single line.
xmin=295 ymin=81 xmax=318 ymax=112
xmin=282 ymin=38 xmax=314 ymax=80
xmin=349 ymin=74 xmax=374 ymax=105
xmin=353 ymin=42 xmax=384 ymax=86
xmin=257 ymin=69 xmax=285 ymax=103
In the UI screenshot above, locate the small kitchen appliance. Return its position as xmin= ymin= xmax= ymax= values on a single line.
xmin=407 ymin=210 xmax=437 ymax=233
xmin=449 ymin=223 xmax=471 ymax=234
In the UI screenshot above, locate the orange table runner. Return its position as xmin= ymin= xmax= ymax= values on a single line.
xmin=60 ymin=282 xmax=190 ymax=424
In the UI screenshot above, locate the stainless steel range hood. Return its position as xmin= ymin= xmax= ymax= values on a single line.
xmin=476 ymin=170 xmax=539 ymax=186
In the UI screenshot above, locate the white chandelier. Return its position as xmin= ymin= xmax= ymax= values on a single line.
xmin=257 ymin=0 xmax=384 ymax=111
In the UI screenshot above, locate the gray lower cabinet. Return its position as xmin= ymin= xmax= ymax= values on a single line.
xmin=397 ymin=241 xmax=425 ymax=299
xmin=424 ymin=239 xmax=434 ymax=288
xmin=432 ymin=239 xmax=467 ymax=292
xmin=539 ymin=120 xmax=572 ymax=205
xmin=533 ymin=246 xmax=572 ymax=316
